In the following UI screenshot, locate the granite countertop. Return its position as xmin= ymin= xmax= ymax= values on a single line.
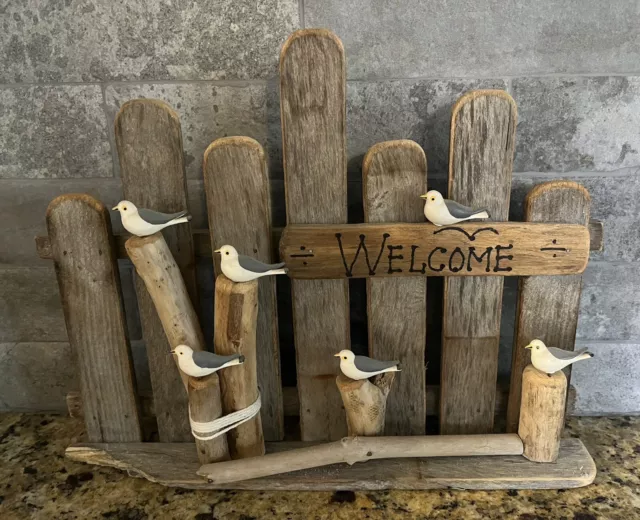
xmin=0 ymin=414 xmax=638 ymax=519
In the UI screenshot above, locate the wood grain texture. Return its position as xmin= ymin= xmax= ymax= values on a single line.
xmin=115 ymin=99 xmax=196 ymax=442
xmin=47 ymin=194 xmax=142 ymax=442
xmin=363 ymin=140 xmax=427 ymax=435
xmin=336 ymin=372 xmax=396 ymax=436
xmin=519 ymin=365 xmax=567 ymax=462
xmin=280 ymin=29 xmax=349 ymax=441
xmin=506 ymin=181 xmax=590 ymax=433
xmin=203 ymin=137 xmax=283 ymax=442
xmin=214 ymin=276 xmax=264 ymax=459
xmin=199 ymin=434 xmax=523 ymax=484
xmin=125 ymin=233 xmax=205 ymax=387
xmin=35 ymin=221 xmax=604 ymax=261
xmin=188 ymin=374 xmax=230 ymax=464
xmin=66 ymin=438 xmax=595 ymax=490
xmin=280 ymin=222 xmax=589 ymax=278
xmin=441 ymin=90 xmax=517 ymax=434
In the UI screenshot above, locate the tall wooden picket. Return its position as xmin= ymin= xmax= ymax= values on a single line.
xmin=47 ymin=194 xmax=142 ymax=442
xmin=115 ymin=99 xmax=197 ymax=442
xmin=203 ymin=137 xmax=284 ymax=441
xmin=440 ymin=91 xmax=517 ymax=434
xmin=363 ymin=140 xmax=427 ymax=435
xmin=280 ymin=29 xmax=349 ymax=441
xmin=506 ymin=181 xmax=590 ymax=432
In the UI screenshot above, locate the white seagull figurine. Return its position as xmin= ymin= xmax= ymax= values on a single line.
xmin=112 ymin=200 xmax=191 ymax=237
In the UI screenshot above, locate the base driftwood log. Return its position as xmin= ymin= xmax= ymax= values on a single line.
xmin=336 ymin=372 xmax=396 ymax=436
xmin=214 ymin=275 xmax=264 ymax=459
xmin=197 ymin=434 xmax=524 ymax=484
xmin=519 ymin=365 xmax=567 ymax=462
xmin=125 ymin=233 xmax=206 ymax=389
xmin=188 ymin=374 xmax=230 ymax=464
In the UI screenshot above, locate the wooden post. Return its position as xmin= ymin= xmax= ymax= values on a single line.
xmin=336 ymin=373 xmax=396 ymax=436
xmin=125 ymin=233 xmax=206 ymax=389
xmin=214 ymin=275 xmax=265 ymax=459
xmin=280 ymin=29 xmax=349 ymax=441
xmin=188 ymin=374 xmax=230 ymax=464
xmin=204 ymin=136 xmax=284 ymax=442
xmin=47 ymin=194 xmax=142 ymax=442
xmin=440 ymin=90 xmax=517 ymax=434
xmin=518 ymin=365 xmax=567 ymax=463
xmin=116 ymin=99 xmax=197 ymax=442
xmin=363 ymin=140 xmax=427 ymax=435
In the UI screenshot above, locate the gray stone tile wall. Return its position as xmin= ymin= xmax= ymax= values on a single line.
xmin=0 ymin=1 xmax=638 ymax=414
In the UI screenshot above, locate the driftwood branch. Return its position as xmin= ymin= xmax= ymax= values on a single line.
xmin=126 ymin=232 xmax=206 ymax=388
xmin=336 ymin=372 xmax=395 ymax=436
xmin=197 ymin=434 xmax=523 ymax=485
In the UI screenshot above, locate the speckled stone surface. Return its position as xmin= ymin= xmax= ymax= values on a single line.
xmin=0 ymin=414 xmax=638 ymax=519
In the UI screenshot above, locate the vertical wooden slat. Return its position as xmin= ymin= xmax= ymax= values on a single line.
xmin=506 ymin=181 xmax=590 ymax=432
xmin=115 ymin=99 xmax=197 ymax=442
xmin=203 ymin=136 xmax=284 ymax=441
xmin=363 ymin=140 xmax=427 ymax=435
xmin=440 ymin=90 xmax=517 ymax=434
xmin=280 ymin=29 xmax=349 ymax=441
xmin=47 ymin=194 xmax=142 ymax=442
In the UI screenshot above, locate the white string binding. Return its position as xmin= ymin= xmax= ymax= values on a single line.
xmin=189 ymin=391 xmax=261 ymax=441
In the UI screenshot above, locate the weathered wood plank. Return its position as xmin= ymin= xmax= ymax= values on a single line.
xmin=440 ymin=90 xmax=517 ymax=434
xmin=115 ymin=99 xmax=196 ymax=442
xmin=47 ymin=194 xmax=142 ymax=442
xmin=363 ymin=140 xmax=427 ymax=434
xmin=280 ymin=29 xmax=349 ymax=441
xmin=34 ymin=221 xmax=604 ymax=261
xmin=203 ymin=137 xmax=284 ymax=441
xmin=280 ymin=222 xmax=589 ymax=279
xmin=66 ymin=438 xmax=595 ymax=490
xmin=506 ymin=181 xmax=590 ymax=433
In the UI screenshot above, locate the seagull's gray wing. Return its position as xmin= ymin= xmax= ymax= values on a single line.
xmin=138 ymin=208 xmax=189 ymax=225
xmin=192 ymin=351 xmax=243 ymax=369
xmin=444 ymin=199 xmax=489 ymax=219
xmin=547 ymin=347 xmax=588 ymax=360
xmin=353 ymin=355 xmax=399 ymax=373
xmin=238 ymin=255 xmax=286 ymax=273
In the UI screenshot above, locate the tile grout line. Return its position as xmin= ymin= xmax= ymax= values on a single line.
xmin=299 ymin=0 xmax=305 ymax=27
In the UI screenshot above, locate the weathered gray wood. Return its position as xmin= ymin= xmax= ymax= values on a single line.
xmin=47 ymin=194 xmax=142 ymax=442
xmin=203 ymin=137 xmax=283 ymax=441
xmin=280 ymin=29 xmax=349 ymax=441
xmin=506 ymin=181 xmax=590 ymax=432
xmin=363 ymin=140 xmax=427 ymax=434
xmin=115 ymin=99 xmax=196 ymax=442
xmin=66 ymin=438 xmax=595 ymax=490
xmin=35 ymin=221 xmax=604 ymax=261
xmin=280 ymin=222 xmax=589 ymax=278
xmin=441 ymin=90 xmax=517 ymax=434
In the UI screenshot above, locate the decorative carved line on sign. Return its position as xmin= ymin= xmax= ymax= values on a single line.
xmin=433 ymin=226 xmax=499 ymax=241
xmin=336 ymin=232 xmax=389 ymax=277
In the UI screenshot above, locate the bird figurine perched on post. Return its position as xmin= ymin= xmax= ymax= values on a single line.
xmin=216 ymin=245 xmax=287 ymax=283
xmin=335 ymin=350 xmax=400 ymax=380
xmin=112 ymin=200 xmax=191 ymax=237
xmin=420 ymin=190 xmax=490 ymax=226
xmin=526 ymin=339 xmax=594 ymax=376
xmin=172 ymin=345 xmax=245 ymax=378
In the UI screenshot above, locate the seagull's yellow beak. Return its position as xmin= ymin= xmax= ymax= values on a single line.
xmin=170 ymin=350 xmax=176 ymax=354
xmin=524 ymin=344 xmax=533 ymax=350
xmin=112 ymin=206 xmax=118 ymax=211
xmin=214 ymin=249 xmax=221 ymax=254
xmin=334 ymin=353 xmax=341 ymax=357
xmin=419 ymin=193 xmax=428 ymax=199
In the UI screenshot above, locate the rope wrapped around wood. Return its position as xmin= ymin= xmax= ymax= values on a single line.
xmin=189 ymin=391 xmax=261 ymax=441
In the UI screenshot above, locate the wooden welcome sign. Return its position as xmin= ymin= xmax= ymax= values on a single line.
xmin=280 ymin=222 xmax=590 ymax=279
